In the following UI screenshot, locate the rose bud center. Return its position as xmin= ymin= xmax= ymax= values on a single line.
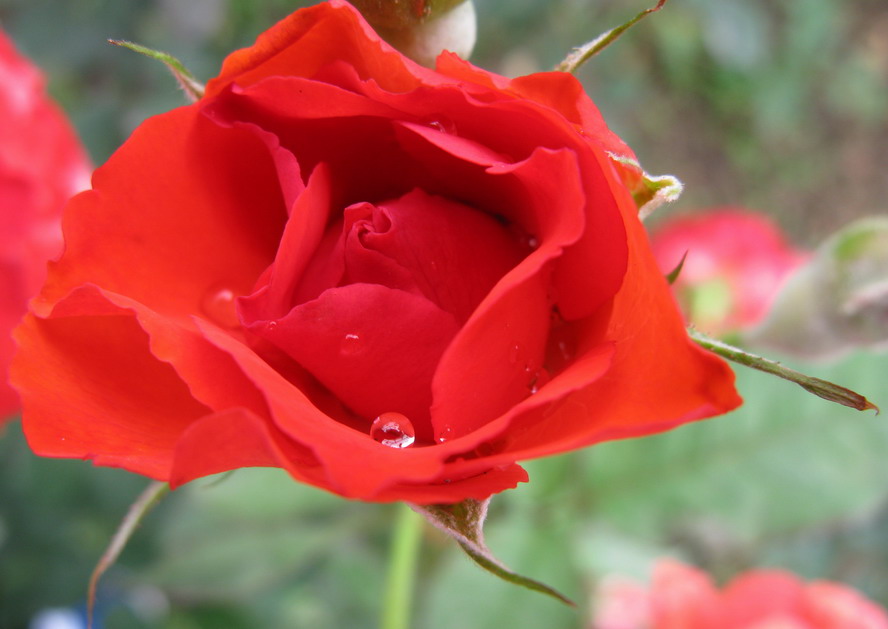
xmin=240 ymin=185 xmax=529 ymax=445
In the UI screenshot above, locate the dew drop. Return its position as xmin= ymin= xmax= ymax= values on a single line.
xmin=426 ymin=118 xmax=456 ymax=134
xmin=436 ymin=425 xmax=454 ymax=443
xmin=264 ymin=320 xmax=278 ymax=333
xmin=527 ymin=367 xmax=551 ymax=395
xmin=508 ymin=343 xmax=520 ymax=365
xmin=557 ymin=340 xmax=574 ymax=362
xmin=340 ymin=333 xmax=362 ymax=356
xmin=527 ymin=235 xmax=539 ymax=249
xmin=201 ymin=286 xmax=239 ymax=328
xmin=371 ymin=412 xmax=416 ymax=449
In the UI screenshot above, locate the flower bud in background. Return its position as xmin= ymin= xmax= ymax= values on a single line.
xmin=0 ymin=29 xmax=91 ymax=421
xmin=650 ymin=208 xmax=809 ymax=337
xmin=351 ymin=0 xmax=476 ymax=66
xmin=748 ymin=216 xmax=888 ymax=361
xmin=591 ymin=559 xmax=888 ymax=629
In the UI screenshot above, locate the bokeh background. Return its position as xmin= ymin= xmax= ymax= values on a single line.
xmin=0 ymin=0 xmax=886 ymax=627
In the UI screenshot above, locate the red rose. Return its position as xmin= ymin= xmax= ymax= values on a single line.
xmin=593 ymin=559 xmax=888 ymax=629
xmin=651 ymin=208 xmax=809 ymax=336
xmin=12 ymin=0 xmax=739 ymax=503
xmin=0 ymin=29 xmax=91 ymax=421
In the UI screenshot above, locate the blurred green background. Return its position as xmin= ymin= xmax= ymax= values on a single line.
xmin=0 ymin=1 xmax=886 ymax=627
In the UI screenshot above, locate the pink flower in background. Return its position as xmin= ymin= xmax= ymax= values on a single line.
xmin=650 ymin=209 xmax=809 ymax=336
xmin=0 ymin=29 xmax=91 ymax=420
xmin=592 ymin=559 xmax=888 ymax=629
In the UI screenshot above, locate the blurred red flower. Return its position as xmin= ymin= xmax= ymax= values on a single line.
xmin=0 ymin=29 xmax=90 ymax=420
xmin=593 ymin=559 xmax=888 ymax=629
xmin=650 ymin=209 xmax=809 ymax=336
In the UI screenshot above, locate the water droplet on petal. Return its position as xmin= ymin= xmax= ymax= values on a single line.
xmin=340 ymin=333 xmax=362 ymax=356
xmin=508 ymin=343 xmax=520 ymax=365
xmin=528 ymin=367 xmax=551 ymax=395
xmin=527 ymin=235 xmax=539 ymax=249
xmin=557 ymin=340 xmax=574 ymax=362
xmin=436 ymin=425 xmax=454 ymax=443
xmin=201 ymin=286 xmax=239 ymax=328
xmin=371 ymin=412 xmax=416 ymax=449
xmin=264 ymin=320 xmax=278 ymax=333
xmin=426 ymin=118 xmax=455 ymax=134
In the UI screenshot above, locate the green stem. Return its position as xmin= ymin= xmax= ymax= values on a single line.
xmin=88 ymin=481 xmax=170 ymax=629
xmin=381 ymin=503 xmax=424 ymax=629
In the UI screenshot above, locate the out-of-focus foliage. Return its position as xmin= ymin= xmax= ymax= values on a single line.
xmin=0 ymin=1 xmax=886 ymax=628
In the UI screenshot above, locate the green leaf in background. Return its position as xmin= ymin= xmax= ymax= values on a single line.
xmin=88 ymin=481 xmax=169 ymax=629
xmin=414 ymin=351 xmax=888 ymax=627
xmin=142 ymin=469 xmax=386 ymax=629
xmin=581 ymin=350 xmax=888 ymax=542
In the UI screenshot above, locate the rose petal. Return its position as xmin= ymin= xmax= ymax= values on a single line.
xmin=238 ymin=162 xmax=336 ymax=321
xmin=429 ymin=147 xmax=587 ymax=439
xmin=35 ymin=106 xmax=287 ymax=327
xmin=11 ymin=307 xmax=211 ymax=479
xmin=204 ymin=78 xmax=421 ymax=210
xmin=253 ymin=283 xmax=460 ymax=439
xmin=651 ymin=559 xmax=724 ymax=628
xmin=394 ymin=120 xmax=511 ymax=168
xmin=343 ymin=188 xmax=526 ymax=322
xmin=722 ymin=571 xmax=807 ymax=627
xmin=372 ymin=462 xmax=529 ymax=504
xmin=195 ymin=319 xmax=453 ymax=499
xmin=170 ymin=407 xmax=325 ymax=489
xmin=0 ymin=30 xmax=90 ymax=420
xmin=508 ymin=72 xmax=638 ymax=163
xmin=803 ymin=582 xmax=888 ymax=629
xmin=205 ymin=0 xmax=439 ymax=99
xmin=476 ymin=170 xmax=741 ymax=460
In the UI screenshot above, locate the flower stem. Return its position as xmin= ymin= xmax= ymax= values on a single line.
xmin=381 ymin=503 xmax=424 ymax=629
xmin=88 ymin=480 xmax=170 ymax=629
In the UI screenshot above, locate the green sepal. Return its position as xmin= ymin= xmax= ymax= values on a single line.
xmin=665 ymin=250 xmax=689 ymax=285
xmin=410 ymin=498 xmax=576 ymax=607
xmin=690 ymin=328 xmax=879 ymax=413
xmin=108 ymin=39 xmax=204 ymax=102
xmin=556 ymin=0 xmax=668 ymax=74
xmin=609 ymin=153 xmax=683 ymax=220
